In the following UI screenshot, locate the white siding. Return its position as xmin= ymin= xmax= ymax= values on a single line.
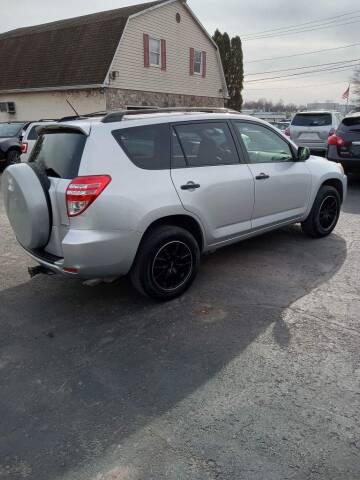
xmin=108 ymin=1 xmax=224 ymax=99
xmin=0 ymin=90 xmax=106 ymax=122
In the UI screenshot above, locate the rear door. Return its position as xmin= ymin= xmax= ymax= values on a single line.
xmin=291 ymin=112 xmax=333 ymax=146
xmin=29 ymin=128 xmax=87 ymax=256
xmin=170 ymin=121 xmax=254 ymax=245
xmin=233 ymin=120 xmax=312 ymax=229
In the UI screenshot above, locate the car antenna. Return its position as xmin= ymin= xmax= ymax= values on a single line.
xmin=66 ymin=99 xmax=80 ymax=116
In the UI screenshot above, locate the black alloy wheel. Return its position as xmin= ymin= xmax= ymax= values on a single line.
xmin=152 ymin=240 xmax=193 ymax=291
xmin=301 ymin=185 xmax=341 ymax=238
xmin=131 ymin=225 xmax=200 ymax=301
xmin=318 ymin=195 xmax=339 ymax=232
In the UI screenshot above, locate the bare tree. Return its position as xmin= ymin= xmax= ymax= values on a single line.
xmin=352 ymin=68 xmax=360 ymax=107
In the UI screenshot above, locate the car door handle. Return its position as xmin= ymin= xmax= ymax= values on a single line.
xmin=255 ymin=173 xmax=270 ymax=180
xmin=181 ymin=182 xmax=201 ymax=190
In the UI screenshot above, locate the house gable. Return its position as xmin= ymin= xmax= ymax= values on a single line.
xmin=107 ymin=0 xmax=226 ymax=99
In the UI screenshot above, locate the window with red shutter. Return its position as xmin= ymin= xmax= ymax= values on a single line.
xmin=143 ymin=33 xmax=150 ymax=67
xmin=202 ymin=51 xmax=207 ymax=77
xmin=161 ymin=39 xmax=167 ymax=71
xmin=190 ymin=47 xmax=195 ymax=75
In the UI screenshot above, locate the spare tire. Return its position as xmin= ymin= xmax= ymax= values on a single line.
xmin=1 ymin=163 xmax=51 ymax=250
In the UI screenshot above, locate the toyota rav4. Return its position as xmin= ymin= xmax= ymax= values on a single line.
xmin=2 ymin=108 xmax=347 ymax=300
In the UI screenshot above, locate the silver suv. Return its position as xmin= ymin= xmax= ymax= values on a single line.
xmin=2 ymin=108 xmax=347 ymax=300
xmin=288 ymin=110 xmax=343 ymax=153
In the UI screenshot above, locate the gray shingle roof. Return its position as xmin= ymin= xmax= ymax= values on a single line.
xmin=0 ymin=0 xmax=166 ymax=91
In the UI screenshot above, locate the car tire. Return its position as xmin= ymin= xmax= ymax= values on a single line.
xmin=130 ymin=225 xmax=200 ymax=301
xmin=301 ymin=185 xmax=341 ymax=238
xmin=5 ymin=149 xmax=21 ymax=167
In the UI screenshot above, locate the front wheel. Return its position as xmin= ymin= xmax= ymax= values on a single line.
xmin=301 ymin=185 xmax=341 ymax=238
xmin=130 ymin=225 xmax=200 ymax=301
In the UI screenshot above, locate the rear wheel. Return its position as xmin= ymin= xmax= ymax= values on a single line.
xmin=301 ymin=185 xmax=341 ymax=238
xmin=131 ymin=225 xmax=200 ymax=301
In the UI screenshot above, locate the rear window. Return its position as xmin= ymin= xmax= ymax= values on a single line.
xmin=29 ymin=130 xmax=86 ymax=179
xmin=292 ymin=113 xmax=332 ymax=127
xmin=339 ymin=116 xmax=360 ymax=131
xmin=27 ymin=126 xmax=40 ymax=141
xmin=112 ymin=124 xmax=170 ymax=170
xmin=0 ymin=123 xmax=25 ymax=138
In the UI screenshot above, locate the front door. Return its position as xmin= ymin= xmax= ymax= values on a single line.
xmin=232 ymin=121 xmax=312 ymax=230
xmin=170 ymin=121 xmax=255 ymax=245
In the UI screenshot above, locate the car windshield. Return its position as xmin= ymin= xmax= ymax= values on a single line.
xmin=292 ymin=113 xmax=332 ymax=127
xmin=0 ymin=123 xmax=24 ymax=138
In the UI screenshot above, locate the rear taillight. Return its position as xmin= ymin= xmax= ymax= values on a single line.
xmin=328 ymin=134 xmax=349 ymax=147
xmin=66 ymin=175 xmax=111 ymax=217
xmin=20 ymin=142 xmax=28 ymax=154
xmin=284 ymin=127 xmax=290 ymax=137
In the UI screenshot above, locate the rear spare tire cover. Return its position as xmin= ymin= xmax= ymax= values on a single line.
xmin=1 ymin=163 xmax=51 ymax=250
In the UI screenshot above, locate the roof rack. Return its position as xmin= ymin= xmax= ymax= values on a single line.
xmin=101 ymin=107 xmax=239 ymax=124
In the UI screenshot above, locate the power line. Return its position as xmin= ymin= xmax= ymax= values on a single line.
xmin=244 ymin=42 xmax=360 ymax=64
xmin=242 ymin=9 xmax=360 ymax=38
xmin=246 ymin=57 xmax=360 ymax=77
xmin=245 ymin=80 xmax=349 ymax=92
xmin=243 ymin=18 xmax=360 ymax=41
xmin=245 ymin=64 xmax=359 ymax=84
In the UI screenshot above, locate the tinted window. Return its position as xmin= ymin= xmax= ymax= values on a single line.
xmin=171 ymin=129 xmax=187 ymax=168
xmin=292 ymin=113 xmax=332 ymax=127
xmin=339 ymin=116 xmax=360 ymax=132
xmin=30 ymin=131 xmax=86 ymax=179
xmin=112 ymin=124 xmax=170 ymax=170
xmin=174 ymin=122 xmax=238 ymax=167
xmin=0 ymin=123 xmax=25 ymax=138
xmin=234 ymin=122 xmax=293 ymax=164
xmin=28 ymin=126 xmax=40 ymax=141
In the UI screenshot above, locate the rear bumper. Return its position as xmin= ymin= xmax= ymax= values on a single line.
xmin=327 ymin=146 xmax=360 ymax=172
xmin=25 ymin=228 xmax=142 ymax=279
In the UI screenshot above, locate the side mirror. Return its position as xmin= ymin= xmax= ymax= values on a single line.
xmin=297 ymin=146 xmax=310 ymax=161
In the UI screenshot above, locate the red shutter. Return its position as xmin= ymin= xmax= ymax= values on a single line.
xmin=189 ymin=47 xmax=194 ymax=75
xmin=161 ymin=39 xmax=167 ymax=71
xmin=202 ymin=51 xmax=207 ymax=78
xmin=143 ymin=33 xmax=150 ymax=67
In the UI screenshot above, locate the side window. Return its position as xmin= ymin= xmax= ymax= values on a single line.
xmin=234 ymin=122 xmax=294 ymax=164
xmin=112 ymin=124 xmax=170 ymax=170
xmin=27 ymin=125 xmax=40 ymax=141
xmin=174 ymin=122 xmax=239 ymax=167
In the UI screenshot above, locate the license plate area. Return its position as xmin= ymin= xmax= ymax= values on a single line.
xmin=299 ymin=133 xmax=319 ymax=141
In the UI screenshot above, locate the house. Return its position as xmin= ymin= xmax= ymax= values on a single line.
xmin=0 ymin=0 xmax=228 ymax=121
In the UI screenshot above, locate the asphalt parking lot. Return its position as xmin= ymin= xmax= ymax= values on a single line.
xmin=1 ymin=175 xmax=360 ymax=480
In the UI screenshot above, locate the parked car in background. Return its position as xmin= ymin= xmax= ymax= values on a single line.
xmin=2 ymin=108 xmax=346 ymax=301
xmin=0 ymin=121 xmax=29 ymax=170
xmin=286 ymin=111 xmax=343 ymax=153
xmin=270 ymin=121 xmax=290 ymax=132
xmin=20 ymin=120 xmax=56 ymax=162
xmin=327 ymin=112 xmax=360 ymax=173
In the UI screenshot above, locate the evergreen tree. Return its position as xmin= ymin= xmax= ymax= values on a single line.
xmin=213 ymin=30 xmax=244 ymax=111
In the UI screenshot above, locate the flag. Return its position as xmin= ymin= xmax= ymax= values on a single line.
xmin=342 ymin=84 xmax=350 ymax=100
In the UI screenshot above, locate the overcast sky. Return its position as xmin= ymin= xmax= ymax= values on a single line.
xmin=1 ymin=0 xmax=359 ymax=106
